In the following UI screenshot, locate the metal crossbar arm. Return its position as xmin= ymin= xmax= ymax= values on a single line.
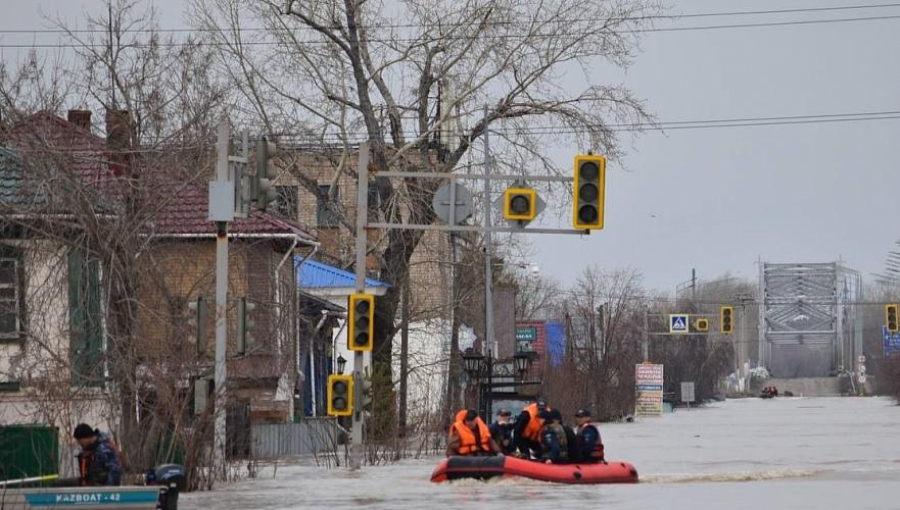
xmin=366 ymin=222 xmax=588 ymax=235
xmin=376 ymin=171 xmax=574 ymax=183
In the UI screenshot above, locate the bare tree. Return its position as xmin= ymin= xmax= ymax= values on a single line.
xmin=190 ymin=0 xmax=661 ymax=391
xmin=0 ymin=0 xmax=234 ymax=486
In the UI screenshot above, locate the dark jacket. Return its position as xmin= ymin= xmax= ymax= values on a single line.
xmin=78 ymin=432 xmax=123 ymax=486
xmin=576 ymin=423 xmax=605 ymax=463
xmin=489 ymin=421 xmax=515 ymax=455
xmin=540 ymin=423 xmax=568 ymax=463
xmin=564 ymin=425 xmax=581 ymax=463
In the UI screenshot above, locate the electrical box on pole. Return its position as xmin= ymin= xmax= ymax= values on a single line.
xmin=573 ymin=154 xmax=606 ymax=230
xmin=348 ymin=293 xmax=375 ymax=352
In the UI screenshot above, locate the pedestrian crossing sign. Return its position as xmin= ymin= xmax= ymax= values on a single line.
xmin=669 ymin=314 xmax=689 ymax=334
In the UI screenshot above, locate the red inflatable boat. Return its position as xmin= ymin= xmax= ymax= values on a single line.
xmin=431 ymin=456 xmax=639 ymax=484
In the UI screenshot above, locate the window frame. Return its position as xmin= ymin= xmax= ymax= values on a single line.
xmin=0 ymin=253 xmax=23 ymax=341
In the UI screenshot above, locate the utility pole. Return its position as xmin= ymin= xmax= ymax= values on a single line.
xmin=482 ymin=105 xmax=496 ymax=356
xmin=213 ymin=122 xmax=230 ymax=469
xmin=351 ymin=142 xmax=370 ymax=470
xmin=642 ymin=306 xmax=650 ymax=362
xmin=208 ymin=118 xmax=249 ymax=471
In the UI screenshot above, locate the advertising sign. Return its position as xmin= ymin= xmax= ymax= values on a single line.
xmin=516 ymin=326 xmax=538 ymax=353
xmin=884 ymin=326 xmax=900 ymax=358
xmin=635 ymin=363 xmax=664 ymax=416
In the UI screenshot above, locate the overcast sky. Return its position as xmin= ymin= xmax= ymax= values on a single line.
xmin=3 ymin=0 xmax=899 ymax=293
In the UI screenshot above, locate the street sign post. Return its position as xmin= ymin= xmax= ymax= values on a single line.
xmin=681 ymin=381 xmax=695 ymax=406
xmin=669 ymin=314 xmax=689 ymax=334
xmin=432 ymin=183 xmax=474 ymax=225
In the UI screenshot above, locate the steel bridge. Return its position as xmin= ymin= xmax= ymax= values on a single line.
xmin=758 ymin=262 xmax=863 ymax=378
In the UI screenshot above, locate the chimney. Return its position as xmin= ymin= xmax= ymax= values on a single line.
xmin=67 ymin=110 xmax=92 ymax=131
xmin=105 ymin=109 xmax=132 ymax=177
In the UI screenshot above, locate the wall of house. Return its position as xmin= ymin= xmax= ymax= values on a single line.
xmin=273 ymin=149 xmax=452 ymax=319
xmin=0 ymin=239 xmax=113 ymax=471
xmin=138 ymin=239 xmax=297 ymax=423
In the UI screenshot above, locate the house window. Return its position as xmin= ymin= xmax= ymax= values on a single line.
xmin=0 ymin=258 xmax=20 ymax=336
xmin=275 ymin=185 xmax=299 ymax=221
xmin=317 ymin=185 xmax=340 ymax=227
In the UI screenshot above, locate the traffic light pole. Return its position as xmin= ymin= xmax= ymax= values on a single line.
xmin=350 ymin=142 xmax=371 ymax=470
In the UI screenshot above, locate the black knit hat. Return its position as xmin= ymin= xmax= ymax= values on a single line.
xmin=73 ymin=423 xmax=96 ymax=439
xmin=575 ymin=408 xmax=592 ymax=418
xmin=464 ymin=409 xmax=478 ymax=421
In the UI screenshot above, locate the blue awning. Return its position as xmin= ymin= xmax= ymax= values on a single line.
xmin=296 ymin=258 xmax=390 ymax=289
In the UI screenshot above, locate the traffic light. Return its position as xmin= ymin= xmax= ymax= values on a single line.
xmin=573 ymin=154 xmax=606 ymax=229
xmin=886 ymin=304 xmax=899 ymax=333
xmin=254 ymin=136 xmax=278 ymax=211
xmin=358 ymin=369 xmax=373 ymax=411
xmin=187 ymin=296 xmax=208 ymax=355
xmin=694 ymin=318 xmax=709 ymax=332
xmin=327 ymin=374 xmax=353 ymax=417
xmin=237 ymin=297 xmax=256 ymax=355
xmin=720 ymin=306 xmax=734 ymax=335
xmin=503 ymin=187 xmax=537 ymax=222
xmin=348 ymin=293 xmax=375 ymax=352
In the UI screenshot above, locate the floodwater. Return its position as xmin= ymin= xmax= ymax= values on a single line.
xmin=180 ymin=397 xmax=900 ymax=509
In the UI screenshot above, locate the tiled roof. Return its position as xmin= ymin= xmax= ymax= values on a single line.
xmin=297 ymin=259 xmax=390 ymax=289
xmin=1 ymin=112 xmax=314 ymax=241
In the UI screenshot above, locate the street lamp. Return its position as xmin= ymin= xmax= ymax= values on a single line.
xmin=513 ymin=351 xmax=534 ymax=376
xmin=461 ymin=350 xmax=485 ymax=376
xmin=336 ymin=355 xmax=347 ymax=375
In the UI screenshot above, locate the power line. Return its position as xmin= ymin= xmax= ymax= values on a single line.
xmin=3 ymin=12 xmax=900 ymax=48
xmin=3 ymin=2 xmax=900 ymax=35
xmin=272 ymin=110 xmax=900 ymax=143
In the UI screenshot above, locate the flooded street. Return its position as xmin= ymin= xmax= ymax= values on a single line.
xmin=181 ymin=397 xmax=900 ymax=509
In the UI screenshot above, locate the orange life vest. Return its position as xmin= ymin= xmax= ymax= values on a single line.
xmin=449 ymin=410 xmax=491 ymax=455
xmin=522 ymin=403 xmax=546 ymax=442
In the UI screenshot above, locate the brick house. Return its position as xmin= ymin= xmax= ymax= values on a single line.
xmin=268 ymin=148 xmax=456 ymax=319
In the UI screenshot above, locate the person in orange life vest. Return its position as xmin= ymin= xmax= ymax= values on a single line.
xmin=446 ymin=409 xmax=502 ymax=457
xmin=513 ymin=399 xmax=548 ymax=458
xmin=73 ymin=423 xmax=123 ymax=486
xmin=574 ymin=408 xmax=605 ymax=463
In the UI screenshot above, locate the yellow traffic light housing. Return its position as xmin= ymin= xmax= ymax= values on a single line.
xmin=327 ymin=374 xmax=353 ymax=417
xmin=348 ymin=293 xmax=375 ymax=352
xmin=720 ymin=306 xmax=734 ymax=335
xmin=573 ymin=154 xmax=606 ymax=229
xmin=694 ymin=318 xmax=709 ymax=332
xmin=886 ymin=304 xmax=899 ymax=333
xmin=503 ymin=187 xmax=537 ymax=222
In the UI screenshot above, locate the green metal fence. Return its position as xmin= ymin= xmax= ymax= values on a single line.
xmin=0 ymin=425 xmax=59 ymax=480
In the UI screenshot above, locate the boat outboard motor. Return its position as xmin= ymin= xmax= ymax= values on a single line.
xmin=147 ymin=464 xmax=186 ymax=510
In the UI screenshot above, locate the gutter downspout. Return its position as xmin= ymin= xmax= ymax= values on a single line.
xmin=275 ymin=236 xmax=318 ymax=420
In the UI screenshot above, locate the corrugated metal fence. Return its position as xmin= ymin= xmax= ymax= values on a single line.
xmin=250 ymin=418 xmax=343 ymax=459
